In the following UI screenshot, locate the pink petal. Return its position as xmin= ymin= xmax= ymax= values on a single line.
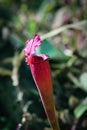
xmin=24 ymin=34 xmax=41 ymax=57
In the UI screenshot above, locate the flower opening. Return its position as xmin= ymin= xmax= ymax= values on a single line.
xmin=24 ymin=34 xmax=42 ymax=64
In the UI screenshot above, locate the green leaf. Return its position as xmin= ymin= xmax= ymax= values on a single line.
xmin=36 ymin=39 xmax=66 ymax=58
xmin=26 ymin=19 xmax=37 ymax=34
xmin=74 ymin=104 xmax=87 ymax=118
xmin=79 ymin=72 xmax=87 ymax=92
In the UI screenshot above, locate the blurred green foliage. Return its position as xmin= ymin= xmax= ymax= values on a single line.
xmin=0 ymin=0 xmax=87 ymax=130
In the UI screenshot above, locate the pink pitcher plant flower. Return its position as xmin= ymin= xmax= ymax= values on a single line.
xmin=24 ymin=34 xmax=60 ymax=130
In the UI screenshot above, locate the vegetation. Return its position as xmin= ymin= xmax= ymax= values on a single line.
xmin=0 ymin=0 xmax=87 ymax=130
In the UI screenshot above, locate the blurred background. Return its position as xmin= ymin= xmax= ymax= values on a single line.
xmin=0 ymin=0 xmax=87 ymax=130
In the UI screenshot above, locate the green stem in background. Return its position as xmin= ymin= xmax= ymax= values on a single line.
xmin=41 ymin=20 xmax=87 ymax=40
